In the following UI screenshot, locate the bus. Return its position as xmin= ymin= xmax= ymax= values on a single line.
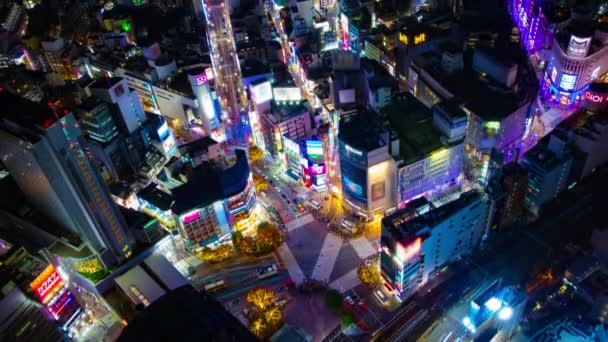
xmin=341 ymin=219 xmax=354 ymax=231
xmin=203 ymin=280 xmax=227 ymax=293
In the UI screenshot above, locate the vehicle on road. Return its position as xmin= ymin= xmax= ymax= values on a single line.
xmin=257 ymin=264 xmax=278 ymax=279
xmin=345 ymin=296 xmax=354 ymax=305
xmin=308 ymin=199 xmax=321 ymax=211
xmin=374 ymin=289 xmax=388 ymax=304
xmin=204 ymin=280 xmax=227 ymax=293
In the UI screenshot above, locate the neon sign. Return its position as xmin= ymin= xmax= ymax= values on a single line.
xmin=310 ymin=164 xmax=326 ymax=175
xmin=414 ymin=33 xmax=426 ymax=45
xmin=181 ymin=210 xmax=201 ymax=224
xmin=195 ymin=74 xmax=208 ymax=85
xmin=399 ymin=33 xmax=408 ymax=45
xmin=394 ymin=237 xmax=421 ymax=265
xmin=399 ymin=33 xmax=427 ymax=45
xmin=30 ymin=264 xmax=64 ymax=304
xmin=584 ymin=91 xmax=607 ymax=104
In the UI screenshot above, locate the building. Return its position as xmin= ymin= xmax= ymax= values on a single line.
xmin=521 ymin=134 xmax=573 ymax=216
xmin=497 ymin=163 xmax=528 ymax=229
xmin=0 ymin=274 xmax=67 ymax=341
xmin=88 ymin=78 xmax=146 ymax=135
xmin=380 ymin=191 xmax=485 ymax=300
xmin=338 ymin=108 xmax=392 ymax=214
xmin=77 ymin=97 xmax=119 ymax=144
xmin=260 ymin=101 xmax=312 ymax=157
xmin=170 ymin=149 xmax=256 ymax=251
xmin=539 ymin=20 xmax=608 ymax=106
xmin=385 ymin=95 xmax=465 ymax=207
xmin=0 ymin=93 xmax=134 ymax=267
xmin=409 ymin=47 xmax=536 ymax=182
xmin=118 ymin=285 xmax=257 ymax=341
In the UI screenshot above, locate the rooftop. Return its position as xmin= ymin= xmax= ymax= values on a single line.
xmin=171 ymin=149 xmax=250 ymax=215
xmin=118 ymin=285 xmax=257 ymax=342
xmin=383 ymin=191 xmax=481 ymax=242
xmin=268 ymin=100 xmax=309 ymax=123
xmin=413 ymin=52 xmax=533 ymax=121
xmin=0 ymin=92 xmax=66 ymax=142
xmin=138 ymin=183 xmax=175 ymax=211
xmin=241 ymin=58 xmax=271 ymax=79
xmin=382 ymin=93 xmax=444 ymax=164
xmin=338 ymin=108 xmax=388 ymax=151
xmin=178 ymin=136 xmax=219 ymax=157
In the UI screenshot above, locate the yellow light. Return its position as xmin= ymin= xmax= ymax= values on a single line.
xmin=414 ymin=33 xmax=426 ymax=45
xmin=399 ymin=32 xmax=408 ymax=45
xmin=430 ymin=148 xmax=448 ymax=162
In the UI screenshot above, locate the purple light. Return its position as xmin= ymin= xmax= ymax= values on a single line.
xmin=196 ymin=74 xmax=208 ymax=85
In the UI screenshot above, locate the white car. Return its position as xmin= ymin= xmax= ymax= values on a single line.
xmin=374 ymin=290 xmax=388 ymax=304
xmin=345 ymin=296 xmax=354 ymax=305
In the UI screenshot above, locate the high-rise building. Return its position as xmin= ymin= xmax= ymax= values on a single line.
xmin=380 ymin=191 xmax=485 ymax=300
xmin=77 ymin=97 xmax=119 ymax=144
xmin=0 ymin=93 xmax=133 ymax=266
xmin=521 ymin=134 xmax=573 ymax=216
xmin=88 ymin=78 xmax=146 ymax=135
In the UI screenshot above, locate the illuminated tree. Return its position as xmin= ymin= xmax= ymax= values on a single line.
xmin=237 ymin=236 xmax=257 ymax=255
xmin=256 ymin=222 xmax=284 ymax=253
xmin=198 ymin=244 xmax=233 ymax=263
xmin=248 ymin=146 xmax=264 ymax=164
xmin=246 ymin=287 xmax=276 ymax=312
xmin=264 ymin=306 xmax=282 ymax=325
xmin=250 ymin=318 xmax=267 ymax=338
xmin=357 ymin=261 xmax=381 ymax=288
xmin=252 ymin=175 xmax=269 ymax=193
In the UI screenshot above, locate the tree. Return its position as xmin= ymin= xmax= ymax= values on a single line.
xmin=256 ymin=222 xmax=284 ymax=252
xmin=248 ymin=145 xmax=264 ymax=164
xmin=246 ymin=287 xmax=276 ymax=312
xmin=357 ymin=261 xmax=381 ymax=288
xmin=252 ymin=175 xmax=269 ymax=193
xmin=341 ymin=312 xmax=354 ymax=327
xmin=198 ymin=244 xmax=233 ymax=263
xmin=324 ymin=289 xmax=343 ymax=313
xmin=237 ymin=236 xmax=257 ymax=255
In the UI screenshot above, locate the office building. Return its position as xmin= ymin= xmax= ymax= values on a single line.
xmin=380 ymin=191 xmax=485 ymax=300
xmin=77 ymin=97 xmax=119 ymax=144
xmin=0 ymin=93 xmax=133 ymax=266
xmin=338 ymin=108 xmax=393 ymax=215
xmin=260 ymin=101 xmax=312 ymax=157
xmin=385 ymin=95 xmax=465 ymax=207
xmin=88 ymin=78 xmax=146 ymax=135
xmin=521 ymin=134 xmax=573 ymax=216
xmin=170 ymin=149 xmax=256 ymax=251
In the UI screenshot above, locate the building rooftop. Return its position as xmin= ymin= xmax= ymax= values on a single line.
xmin=138 ymin=183 xmax=174 ymax=211
xmin=338 ymin=108 xmax=388 ymax=151
xmin=522 ymin=141 xmax=567 ymax=172
xmin=241 ymin=58 xmax=271 ymax=79
xmin=171 ymin=149 xmax=250 ymax=215
xmin=89 ymin=77 xmax=124 ymax=90
xmin=413 ymin=52 xmax=533 ymax=121
xmin=178 ymin=136 xmax=219 ymax=157
xmin=268 ymin=100 xmax=309 ymax=123
xmin=383 ymin=191 xmax=481 ymax=242
xmin=0 ymin=92 xmax=67 ymax=142
xmin=382 ymin=93 xmax=444 ymax=164
xmin=118 ymin=285 xmax=256 ymax=342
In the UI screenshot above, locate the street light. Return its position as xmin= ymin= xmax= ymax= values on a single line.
xmin=498 ymin=307 xmax=513 ymax=320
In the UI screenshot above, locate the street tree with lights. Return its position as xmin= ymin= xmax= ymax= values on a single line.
xmin=245 ymin=287 xmax=283 ymax=339
xmin=247 ymin=146 xmax=264 ymax=164
xmin=357 ymin=260 xmax=381 ymax=288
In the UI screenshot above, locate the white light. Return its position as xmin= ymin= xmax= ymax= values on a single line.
xmin=498 ymin=307 xmax=513 ymax=320
xmin=485 ymin=297 xmax=502 ymax=312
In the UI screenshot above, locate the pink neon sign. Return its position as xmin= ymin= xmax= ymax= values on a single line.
xmin=585 ymin=91 xmax=607 ymax=104
xmin=195 ymin=74 xmax=208 ymax=85
xmin=182 ymin=210 xmax=201 ymax=224
xmin=310 ymin=164 xmax=325 ymax=175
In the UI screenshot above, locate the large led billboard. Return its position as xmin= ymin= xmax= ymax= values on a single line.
xmin=306 ymin=140 xmax=323 ymax=157
xmin=343 ymin=176 xmax=363 ymax=197
xmin=273 ymin=87 xmax=302 ymax=101
xmin=559 ymin=74 xmax=577 ymax=91
xmin=251 ymin=80 xmax=273 ymax=104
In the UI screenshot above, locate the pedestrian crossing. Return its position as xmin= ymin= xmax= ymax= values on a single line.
xmin=329 ymin=268 xmax=361 ymax=293
xmin=277 ymin=244 xmax=306 ymax=285
xmin=310 ymin=233 xmax=343 ymax=282
xmin=350 ymin=237 xmax=377 ymax=259
xmin=285 ymin=213 xmax=314 ymax=232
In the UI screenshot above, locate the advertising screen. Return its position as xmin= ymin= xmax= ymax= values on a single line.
xmin=283 ymin=137 xmax=300 ymax=155
xmin=306 ymin=140 xmax=323 ymax=157
xmin=157 ymin=121 xmax=169 ymax=139
xmin=310 ymin=163 xmax=326 ymax=175
xmin=371 ymin=181 xmax=385 ymax=201
xmin=273 ymin=87 xmax=302 ymax=101
xmin=341 ymin=13 xmax=349 ymax=50
xmin=251 ymin=81 xmax=273 ymax=104
xmin=338 ymin=88 xmax=355 ymax=104
xmin=30 ymin=264 xmax=64 ymax=304
xmin=568 ymin=36 xmax=591 ymax=57
xmin=559 ymin=74 xmax=577 ymax=91
xmin=343 ymin=176 xmax=363 ymax=197
xmin=162 ymin=134 xmax=176 ymax=154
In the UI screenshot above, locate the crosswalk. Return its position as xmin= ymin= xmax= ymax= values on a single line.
xmin=285 ymin=213 xmax=314 ymax=232
xmin=350 ymin=237 xmax=377 ymax=259
xmin=329 ymin=268 xmax=361 ymax=293
xmin=277 ymin=244 xmax=306 ymax=285
xmin=310 ymin=234 xmax=343 ymax=282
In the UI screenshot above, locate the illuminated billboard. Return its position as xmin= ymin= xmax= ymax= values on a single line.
xmin=273 ymin=87 xmax=302 ymax=101
xmin=310 ymin=163 xmax=326 ymax=175
xmin=157 ymin=121 xmax=169 ymax=139
xmin=559 ymin=74 xmax=577 ymax=91
xmin=251 ymin=81 xmax=273 ymax=104
xmin=567 ymin=36 xmax=591 ymax=57
xmin=306 ymin=140 xmax=323 ymax=157
xmin=338 ymin=88 xmax=355 ymax=104
xmin=341 ymin=13 xmax=349 ymax=50
xmin=343 ymin=176 xmax=363 ymax=197
xmin=394 ymin=237 xmax=421 ymax=265
xmin=30 ymin=264 xmax=64 ymax=304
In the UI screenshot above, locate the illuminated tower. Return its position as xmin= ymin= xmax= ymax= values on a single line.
xmin=202 ymin=0 xmax=249 ymax=145
xmin=0 ymin=93 xmax=133 ymax=267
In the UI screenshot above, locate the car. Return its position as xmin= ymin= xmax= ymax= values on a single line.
xmin=358 ymin=302 xmax=368 ymax=311
xmin=345 ymin=296 xmax=354 ymax=305
xmin=286 ymin=200 xmax=291 ymax=204
xmin=374 ymin=290 xmax=388 ymax=304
